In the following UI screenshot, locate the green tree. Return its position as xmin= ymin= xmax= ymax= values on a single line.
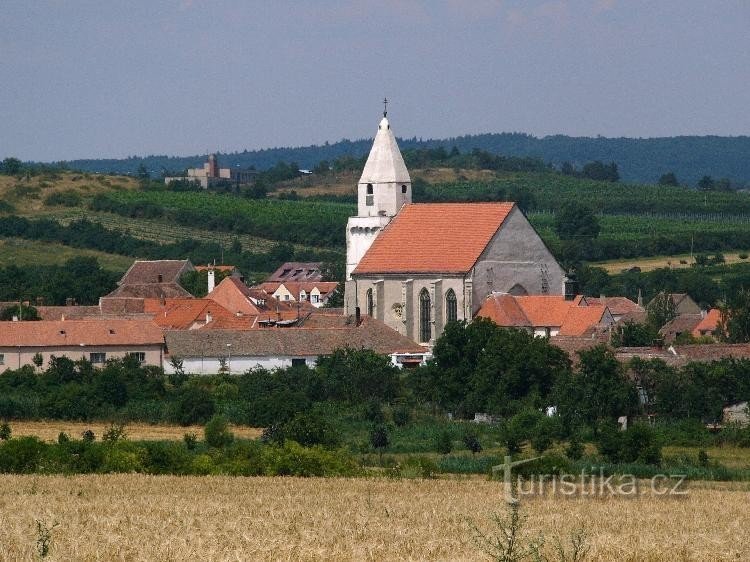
xmin=0 ymin=304 xmax=40 ymax=321
xmin=719 ymin=288 xmax=750 ymax=343
xmin=697 ymin=175 xmax=714 ymax=191
xmin=658 ymin=172 xmax=679 ymax=186
xmin=646 ymin=292 xmax=677 ymax=329
xmin=554 ymin=203 xmax=600 ymax=240
xmin=1 ymin=157 xmax=22 ymax=175
xmin=611 ymin=321 xmax=662 ymax=347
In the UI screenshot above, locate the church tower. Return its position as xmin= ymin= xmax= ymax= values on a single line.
xmin=344 ymin=104 xmax=411 ymax=314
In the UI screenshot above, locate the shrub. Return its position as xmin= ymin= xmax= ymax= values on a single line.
xmin=183 ymin=432 xmax=198 ymax=450
xmin=57 ymin=432 xmax=70 ymax=445
xmin=262 ymin=441 xmax=358 ymax=477
xmin=0 ymin=437 xmax=47 ymax=473
xmin=100 ymin=441 xmax=145 ymax=473
xmin=392 ymin=404 xmax=412 ymax=427
xmin=144 ymin=441 xmax=192 ymax=474
xmin=364 ymin=400 xmax=385 ymax=423
xmin=463 ymin=429 xmax=483 ymax=455
xmin=740 ymin=253 xmax=749 ymax=260
xmin=281 ymin=411 xmax=340 ymax=448
xmin=81 ymin=429 xmax=96 ymax=442
xmin=394 ymin=456 xmax=439 ymax=479
xmin=370 ymin=424 xmax=390 ymax=458
xmin=0 ymin=423 xmax=11 ymax=441
xmin=260 ymin=424 xmax=284 ymax=445
xmin=596 ymin=423 xmax=662 ymax=465
xmin=102 ymin=423 xmax=127 ymax=442
xmin=436 ymin=429 xmax=453 ymax=454
xmin=698 ymin=449 xmax=709 ymax=467
xmin=174 ymin=385 xmax=215 ymax=426
xmin=565 ymin=435 xmax=584 ymax=460
xmin=204 ymin=415 xmax=234 ymax=448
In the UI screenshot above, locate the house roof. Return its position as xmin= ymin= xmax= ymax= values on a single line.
xmin=0 ymin=319 xmax=164 ymax=347
xmin=194 ymin=265 xmax=237 ymax=273
xmin=207 ymin=277 xmax=306 ymax=319
xmin=659 ymin=314 xmax=703 ymax=342
xmin=693 ymin=309 xmax=721 ymax=337
xmin=164 ymin=316 xmax=425 ymax=359
xmin=585 ymin=297 xmax=643 ymax=317
xmin=359 ymin=116 xmax=411 ymax=185
xmin=143 ymin=298 xmax=238 ymax=330
xmin=118 ymin=260 xmax=193 ymax=286
xmin=476 ymin=293 xmax=608 ymax=337
xmin=104 ymin=283 xmax=194 ymax=300
xmin=267 ymin=262 xmax=323 ymax=282
xmin=354 ymin=202 xmax=516 ymax=274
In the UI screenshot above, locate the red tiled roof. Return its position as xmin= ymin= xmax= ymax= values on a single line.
xmin=354 ymin=203 xmax=516 ymax=274
xmin=142 ymin=298 xmax=237 ymax=330
xmin=207 ymin=277 xmax=306 ymax=320
xmin=558 ymin=306 xmax=608 ymax=336
xmin=118 ymin=260 xmax=193 ymax=285
xmin=585 ymin=297 xmax=643 ymax=316
xmin=0 ymin=319 xmax=164 ymax=347
xmin=475 ymin=293 xmax=530 ymax=327
xmin=693 ymin=309 xmax=721 ymax=337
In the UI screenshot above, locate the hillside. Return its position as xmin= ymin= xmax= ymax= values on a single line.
xmin=60 ymin=133 xmax=750 ymax=186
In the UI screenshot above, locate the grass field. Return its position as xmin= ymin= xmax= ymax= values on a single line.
xmin=8 ymin=420 xmax=262 ymax=443
xmin=592 ymin=253 xmax=750 ymax=273
xmin=0 ymin=236 xmax=132 ymax=271
xmin=0 ymin=474 xmax=747 ymax=561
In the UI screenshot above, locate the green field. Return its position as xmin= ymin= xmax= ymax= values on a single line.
xmin=0 ymin=236 xmax=131 ymax=271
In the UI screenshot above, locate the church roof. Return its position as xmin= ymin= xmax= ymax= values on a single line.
xmin=353 ymin=202 xmax=515 ymax=274
xmin=358 ymin=117 xmax=411 ymax=185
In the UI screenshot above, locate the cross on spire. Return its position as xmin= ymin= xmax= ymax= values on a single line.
xmin=383 ymin=97 xmax=388 ymax=117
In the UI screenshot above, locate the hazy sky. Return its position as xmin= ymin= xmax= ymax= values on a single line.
xmin=2 ymin=0 xmax=748 ymax=161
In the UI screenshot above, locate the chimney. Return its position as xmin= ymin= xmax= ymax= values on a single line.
xmin=563 ymin=276 xmax=578 ymax=301
xmin=207 ymin=267 xmax=215 ymax=294
xmin=355 ymin=306 xmax=361 ymax=326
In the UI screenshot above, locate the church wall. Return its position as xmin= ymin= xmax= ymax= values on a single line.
xmin=471 ymin=207 xmax=566 ymax=314
xmin=350 ymin=275 xmax=467 ymax=344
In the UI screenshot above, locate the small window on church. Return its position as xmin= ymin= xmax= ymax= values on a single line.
xmin=366 ymin=184 xmax=373 ymax=194
xmin=401 ymin=184 xmax=407 ymax=194
xmin=445 ymin=289 xmax=458 ymax=323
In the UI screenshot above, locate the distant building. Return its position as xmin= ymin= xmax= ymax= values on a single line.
xmin=100 ymin=260 xmax=195 ymax=313
xmin=0 ymin=319 xmax=164 ymax=373
xmin=164 ymin=154 xmax=256 ymax=189
xmin=257 ymin=281 xmax=339 ymax=308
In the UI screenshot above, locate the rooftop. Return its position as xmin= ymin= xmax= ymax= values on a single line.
xmin=0 ymin=319 xmax=164 ymax=347
xmin=359 ymin=116 xmax=411 ymax=185
xmin=354 ymin=202 xmax=516 ymax=274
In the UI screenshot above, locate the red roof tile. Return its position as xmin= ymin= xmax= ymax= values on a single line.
xmin=0 ymin=319 xmax=164 ymax=347
xmin=354 ymin=203 xmax=515 ymax=274
xmin=693 ymin=309 xmax=721 ymax=337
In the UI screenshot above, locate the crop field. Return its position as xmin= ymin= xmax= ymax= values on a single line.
xmin=9 ymin=421 xmax=262 ymax=443
xmin=36 ymin=209 xmax=315 ymax=253
xmin=592 ymin=253 xmax=750 ymax=274
xmin=0 ymin=237 xmax=132 ymax=271
xmin=0 ymin=474 xmax=747 ymax=561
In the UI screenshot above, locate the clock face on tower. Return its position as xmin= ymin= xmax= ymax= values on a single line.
xmin=391 ymin=303 xmax=404 ymax=320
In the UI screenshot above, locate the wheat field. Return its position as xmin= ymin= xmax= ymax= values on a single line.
xmin=0 ymin=474 xmax=747 ymax=561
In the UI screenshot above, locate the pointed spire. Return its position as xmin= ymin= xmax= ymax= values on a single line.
xmin=359 ymin=110 xmax=410 ymax=185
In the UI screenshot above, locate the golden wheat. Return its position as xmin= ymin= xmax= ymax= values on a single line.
xmin=0 ymin=474 xmax=747 ymax=561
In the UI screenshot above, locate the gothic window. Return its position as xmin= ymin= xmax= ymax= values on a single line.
xmin=366 ymin=288 xmax=374 ymax=317
xmin=366 ymin=183 xmax=374 ymax=206
xmin=419 ymin=288 xmax=431 ymax=343
xmin=445 ymin=289 xmax=458 ymax=323
xmin=401 ymin=184 xmax=407 ymax=194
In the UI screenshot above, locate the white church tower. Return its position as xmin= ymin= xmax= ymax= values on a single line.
xmin=346 ymin=103 xmax=411 ymax=282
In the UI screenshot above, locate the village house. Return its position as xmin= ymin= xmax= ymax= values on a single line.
xmin=477 ymin=293 xmax=615 ymax=337
xmin=257 ymin=281 xmax=339 ymax=308
xmin=100 ymin=259 xmax=195 ymax=313
xmin=163 ymin=315 xmax=428 ymax=374
xmin=0 ymin=319 xmax=164 ymax=373
xmin=267 ymin=262 xmax=324 ymax=283
xmin=344 ymin=111 xmax=565 ymax=345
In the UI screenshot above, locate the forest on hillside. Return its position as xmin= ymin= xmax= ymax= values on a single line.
xmin=60 ymin=133 xmax=750 ymax=186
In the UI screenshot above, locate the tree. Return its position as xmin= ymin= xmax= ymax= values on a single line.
xmin=554 ymin=202 xmax=600 ymax=240
xmin=0 ymin=304 xmax=40 ymax=321
xmin=719 ymin=288 xmax=750 ymax=343
xmin=697 ymin=175 xmax=714 ymax=191
xmin=1 ymin=157 xmax=22 ymax=176
xmin=370 ymin=424 xmax=389 ymax=462
xmin=646 ymin=292 xmax=677 ymax=330
xmin=580 ymin=160 xmax=619 ymax=182
xmin=610 ymin=321 xmax=661 ymax=347
xmin=658 ymin=172 xmax=679 ymax=186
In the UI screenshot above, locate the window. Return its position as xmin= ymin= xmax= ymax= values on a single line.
xmin=366 ymin=183 xmax=373 ymax=194
xmin=311 ymin=294 xmax=319 ymax=304
xmin=365 ymin=183 xmax=374 ymax=206
xmin=0 ymin=354 xmax=4 ymax=365
xmin=128 ymin=352 xmax=146 ymax=363
xmin=89 ymin=352 xmax=106 ymax=364
xmin=299 ymin=291 xmax=307 ymax=301
xmin=445 ymin=289 xmax=458 ymax=323
xmin=366 ymin=288 xmax=374 ymax=316
xmin=291 ymin=358 xmax=306 ymax=368
xmin=419 ymin=288 xmax=431 ymax=343
xmin=401 ymin=184 xmax=407 ymax=194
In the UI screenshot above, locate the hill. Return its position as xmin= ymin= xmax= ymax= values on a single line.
xmin=60 ymin=133 xmax=750 ymax=186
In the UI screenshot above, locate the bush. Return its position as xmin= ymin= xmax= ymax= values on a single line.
xmin=392 ymin=404 xmax=412 ymax=427
xmin=436 ymin=429 xmax=453 ymax=454
xmin=393 ymin=456 xmax=439 ymax=479
xmin=183 ymin=432 xmax=198 ymax=450
xmin=57 ymin=432 xmax=70 ymax=445
xmin=281 ymin=411 xmax=340 ymax=448
xmin=463 ymin=429 xmax=483 ymax=455
xmin=204 ymin=415 xmax=234 ymax=448
xmin=173 ymin=385 xmax=215 ymax=426
xmin=364 ymin=400 xmax=385 ymax=423
xmin=81 ymin=429 xmax=95 ymax=442
xmin=0 ymin=423 xmax=11 ymax=441
xmin=262 ymin=441 xmax=358 ymax=477
xmin=0 ymin=437 xmax=47 ymax=473
xmin=596 ymin=423 xmax=662 ymax=465
xmin=740 ymin=253 xmax=749 ymax=260
xmin=565 ymin=435 xmax=584 ymax=460
xmin=102 ymin=423 xmax=127 ymax=442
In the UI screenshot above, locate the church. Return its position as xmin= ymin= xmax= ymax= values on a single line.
xmin=344 ymin=109 xmax=565 ymax=346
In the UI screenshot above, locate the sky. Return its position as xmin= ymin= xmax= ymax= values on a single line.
xmin=1 ymin=0 xmax=748 ymax=161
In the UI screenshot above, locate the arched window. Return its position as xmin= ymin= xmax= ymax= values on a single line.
xmin=366 ymin=184 xmax=373 ymax=194
xmin=365 ymin=183 xmax=374 ymax=206
xmin=401 ymin=184 xmax=407 ymax=194
xmin=445 ymin=289 xmax=458 ymax=323
xmin=366 ymin=288 xmax=374 ymax=317
xmin=419 ymin=288 xmax=431 ymax=343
